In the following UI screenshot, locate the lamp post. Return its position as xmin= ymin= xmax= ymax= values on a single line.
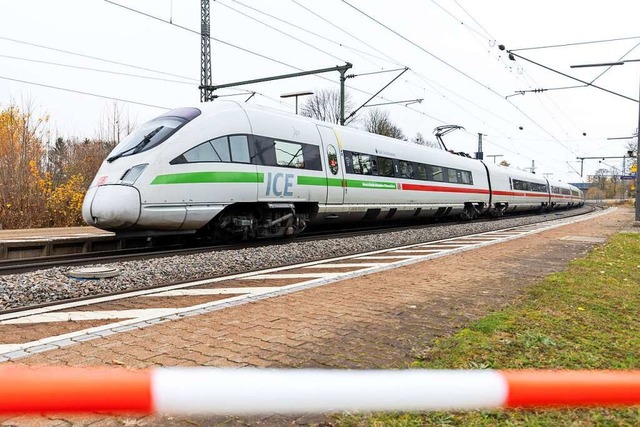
xmin=486 ymin=154 xmax=503 ymax=164
xmin=281 ymin=91 xmax=314 ymax=115
xmin=571 ymin=59 xmax=640 ymax=224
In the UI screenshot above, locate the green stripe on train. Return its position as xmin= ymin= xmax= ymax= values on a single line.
xmin=296 ymin=176 xmax=343 ymax=187
xmin=151 ymin=172 xmax=265 ymax=185
xmin=151 ymin=172 xmax=396 ymax=190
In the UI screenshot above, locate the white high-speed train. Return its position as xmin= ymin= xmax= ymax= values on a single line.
xmin=82 ymin=101 xmax=584 ymax=239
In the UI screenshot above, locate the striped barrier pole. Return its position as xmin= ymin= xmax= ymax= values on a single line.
xmin=1 ymin=366 xmax=640 ymax=414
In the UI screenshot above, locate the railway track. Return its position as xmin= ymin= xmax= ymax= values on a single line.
xmin=0 ymin=207 xmax=595 ymax=276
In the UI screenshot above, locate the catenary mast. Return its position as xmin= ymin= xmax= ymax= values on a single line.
xmin=200 ymin=0 xmax=213 ymax=102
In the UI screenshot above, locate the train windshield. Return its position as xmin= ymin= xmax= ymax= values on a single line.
xmin=107 ymin=107 xmax=201 ymax=162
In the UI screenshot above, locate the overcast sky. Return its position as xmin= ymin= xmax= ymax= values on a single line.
xmin=1 ymin=0 xmax=640 ymax=182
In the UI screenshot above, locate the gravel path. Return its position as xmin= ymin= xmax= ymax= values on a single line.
xmin=0 ymin=207 xmax=595 ymax=311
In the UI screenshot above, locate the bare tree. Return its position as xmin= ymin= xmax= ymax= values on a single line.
xmin=411 ymin=132 xmax=440 ymax=149
xmin=362 ymin=108 xmax=406 ymax=140
xmin=591 ymin=168 xmax=609 ymax=191
xmin=95 ymin=101 xmax=137 ymax=149
xmin=300 ymin=88 xmax=354 ymax=124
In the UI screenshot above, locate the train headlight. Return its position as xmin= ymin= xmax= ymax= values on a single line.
xmin=119 ymin=164 xmax=148 ymax=185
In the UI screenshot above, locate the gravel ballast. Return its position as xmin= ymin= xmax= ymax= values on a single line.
xmin=0 ymin=207 xmax=597 ymax=311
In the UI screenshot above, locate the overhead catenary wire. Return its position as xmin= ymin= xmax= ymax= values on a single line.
xmin=339 ymin=0 xmax=581 ymax=158
xmin=103 ymin=0 xmax=300 ymax=71
xmin=589 ymin=40 xmax=640 ymax=85
xmin=291 ymin=0 xmax=405 ymax=68
xmin=451 ymin=0 xmax=496 ymax=41
xmin=0 ymin=35 xmax=196 ymax=82
xmin=429 ymin=0 xmax=492 ymax=44
xmin=214 ymin=0 xmax=347 ymax=64
xmin=511 ymin=35 xmax=640 ymax=52
xmin=226 ymin=0 xmax=390 ymax=69
xmin=0 ymin=54 xmax=194 ymax=86
xmin=0 ymin=74 xmax=171 ymax=110
xmin=508 ymin=51 xmax=639 ymax=103
xmin=430 ymin=0 xmax=578 ymax=143
xmin=340 ymin=0 xmax=506 ymax=99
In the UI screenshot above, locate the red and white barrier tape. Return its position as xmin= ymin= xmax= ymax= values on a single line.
xmin=1 ymin=367 xmax=640 ymax=414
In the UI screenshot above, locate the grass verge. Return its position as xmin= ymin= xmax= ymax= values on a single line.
xmin=335 ymin=233 xmax=640 ymax=426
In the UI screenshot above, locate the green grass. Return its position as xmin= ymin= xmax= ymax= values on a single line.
xmin=335 ymin=233 xmax=640 ymax=426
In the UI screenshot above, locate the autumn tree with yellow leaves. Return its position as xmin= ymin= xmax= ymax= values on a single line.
xmin=0 ymin=101 xmax=124 ymax=229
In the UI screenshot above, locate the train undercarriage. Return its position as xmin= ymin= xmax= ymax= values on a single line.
xmin=199 ymin=202 xmax=313 ymax=241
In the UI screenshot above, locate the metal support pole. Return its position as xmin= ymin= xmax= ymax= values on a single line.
xmin=339 ymin=68 xmax=347 ymax=126
xmin=476 ymin=133 xmax=484 ymax=160
xmin=580 ymin=158 xmax=584 ymax=177
xmin=200 ymin=0 xmax=212 ymax=102
xmin=636 ymin=72 xmax=640 ymax=222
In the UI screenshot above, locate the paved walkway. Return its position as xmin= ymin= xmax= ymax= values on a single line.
xmin=0 ymin=208 xmax=632 ymax=426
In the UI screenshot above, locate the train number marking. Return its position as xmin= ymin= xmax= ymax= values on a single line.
xmin=265 ymin=172 xmax=294 ymax=196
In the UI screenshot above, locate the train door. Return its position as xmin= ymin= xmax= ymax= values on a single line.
xmin=316 ymin=125 xmax=345 ymax=204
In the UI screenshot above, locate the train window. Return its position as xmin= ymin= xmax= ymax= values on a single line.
xmin=351 ymin=153 xmax=362 ymax=174
xmin=416 ymin=164 xmax=427 ymax=180
xmin=327 ymin=145 xmax=339 ymax=175
xmin=210 ymin=137 xmax=231 ymax=162
xmin=447 ymin=169 xmax=458 ymax=183
xmin=352 ymin=153 xmax=375 ymax=175
xmin=431 ymin=166 xmax=444 ymax=182
xmin=275 ymin=140 xmax=304 ymax=168
xmin=398 ymin=160 xmax=414 ymax=179
xmin=460 ymin=170 xmax=473 ymax=185
xmin=301 ymin=144 xmax=322 ymax=171
xmin=180 ymin=141 xmax=216 ymax=163
xmin=229 ymin=135 xmax=250 ymax=163
xmin=249 ymin=135 xmax=276 ymax=166
xmin=107 ymin=108 xmax=202 ymax=162
xmin=377 ymin=157 xmax=394 ymax=177
xmin=512 ymin=179 xmax=524 ymax=191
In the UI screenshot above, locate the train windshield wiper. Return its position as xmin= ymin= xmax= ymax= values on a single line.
xmin=107 ymin=126 xmax=164 ymax=163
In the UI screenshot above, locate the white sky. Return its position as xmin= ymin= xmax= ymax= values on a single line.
xmin=1 ymin=0 xmax=640 ymax=182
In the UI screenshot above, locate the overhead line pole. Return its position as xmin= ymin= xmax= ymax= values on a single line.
xmin=576 ymin=156 xmax=633 ymax=177
xmin=201 ymin=0 xmax=213 ymax=102
xmin=200 ymin=63 xmax=353 ymax=123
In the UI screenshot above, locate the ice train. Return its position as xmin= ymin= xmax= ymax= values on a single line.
xmin=81 ymin=101 xmax=584 ymax=239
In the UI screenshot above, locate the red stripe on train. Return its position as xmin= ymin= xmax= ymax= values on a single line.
xmin=400 ymin=183 xmax=491 ymax=194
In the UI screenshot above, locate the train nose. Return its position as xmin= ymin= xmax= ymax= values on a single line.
xmin=82 ymin=185 xmax=141 ymax=229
